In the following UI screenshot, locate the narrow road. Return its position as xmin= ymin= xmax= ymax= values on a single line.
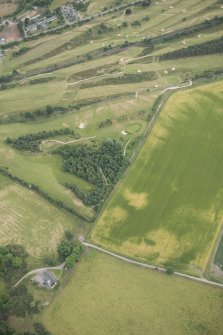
xmin=83 ymin=242 xmax=223 ymax=289
xmin=13 ymin=263 xmax=65 ymax=288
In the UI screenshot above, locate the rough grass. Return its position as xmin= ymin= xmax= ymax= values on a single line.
xmin=41 ymin=250 xmax=223 ymax=335
xmin=0 ymin=175 xmax=86 ymax=258
xmin=92 ymin=81 xmax=223 ymax=273
xmin=0 ymin=2 xmax=17 ymax=17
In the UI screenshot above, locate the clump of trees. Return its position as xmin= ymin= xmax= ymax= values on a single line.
xmin=56 ymin=140 xmax=128 ymax=210
xmin=56 ymin=140 xmax=128 ymax=185
xmin=160 ymin=36 xmax=223 ymax=60
xmin=6 ymin=128 xmax=79 ymax=152
xmin=0 ymin=244 xmax=50 ymax=335
xmin=57 ymin=232 xmax=84 ymax=269
xmin=98 ymin=119 xmax=112 ymax=128
xmin=0 ymin=245 xmax=27 ymax=285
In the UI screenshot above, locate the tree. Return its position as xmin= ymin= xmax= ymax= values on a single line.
xmin=45 ymin=105 xmax=53 ymax=115
xmin=65 ymin=255 xmax=76 ymax=269
xmin=125 ymin=8 xmax=132 ymax=15
xmin=57 ymin=240 xmax=73 ymax=260
xmin=12 ymin=256 xmax=23 ymax=268
xmin=65 ymin=230 xmax=74 ymax=241
xmin=165 ymin=266 xmax=174 ymax=274
xmin=0 ymin=321 xmax=15 ymax=335
xmin=24 ymin=17 xmax=29 ymax=26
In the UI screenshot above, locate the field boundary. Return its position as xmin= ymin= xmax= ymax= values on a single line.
xmin=83 ymin=242 xmax=223 ymax=289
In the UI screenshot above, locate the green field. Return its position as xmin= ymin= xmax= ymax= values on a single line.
xmin=0 ymin=174 xmax=84 ymax=259
xmin=92 ymin=81 xmax=223 ymax=273
xmin=40 ymin=250 xmax=223 ymax=335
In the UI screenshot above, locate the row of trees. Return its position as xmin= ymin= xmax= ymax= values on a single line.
xmin=160 ymin=36 xmax=223 ymax=60
xmin=0 ymin=168 xmax=94 ymax=222
xmin=6 ymin=128 xmax=78 ymax=152
xmin=81 ymin=72 xmax=157 ymax=89
xmin=152 ymin=16 xmax=223 ymax=44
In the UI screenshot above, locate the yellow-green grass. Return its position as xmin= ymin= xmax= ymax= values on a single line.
xmin=41 ymin=250 xmax=223 ymax=335
xmin=0 ymin=175 xmax=85 ymax=259
xmin=92 ymin=81 xmax=223 ymax=273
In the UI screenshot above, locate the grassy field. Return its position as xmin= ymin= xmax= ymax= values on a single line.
xmin=0 ymin=174 xmax=86 ymax=258
xmin=40 ymin=250 xmax=223 ymax=335
xmin=92 ymin=81 xmax=223 ymax=273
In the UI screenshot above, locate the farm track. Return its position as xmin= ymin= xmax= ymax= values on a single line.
xmin=13 ymin=241 xmax=223 ymax=290
xmin=130 ymin=79 xmax=193 ymax=163
xmin=42 ymin=136 xmax=96 ymax=145
xmin=83 ymin=242 xmax=223 ymax=289
xmin=13 ymin=263 xmax=65 ymax=288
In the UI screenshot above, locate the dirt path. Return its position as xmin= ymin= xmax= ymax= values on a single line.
xmin=13 ymin=263 xmax=64 ymax=288
xmin=42 ymin=136 xmax=96 ymax=145
xmin=123 ymin=139 xmax=132 ymax=157
xmin=99 ymin=166 xmax=108 ymax=185
xmin=83 ymin=242 xmax=223 ymax=289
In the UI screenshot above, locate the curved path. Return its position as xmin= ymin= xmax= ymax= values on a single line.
xmin=123 ymin=138 xmax=132 ymax=157
xmin=83 ymin=242 xmax=223 ymax=289
xmin=159 ymin=79 xmax=193 ymax=95
xmin=13 ymin=263 xmax=64 ymax=288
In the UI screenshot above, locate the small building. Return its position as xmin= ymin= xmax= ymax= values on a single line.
xmin=0 ymin=38 xmax=6 ymax=46
xmin=25 ymin=14 xmax=57 ymax=33
xmin=43 ymin=271 xmax=57 ymax=289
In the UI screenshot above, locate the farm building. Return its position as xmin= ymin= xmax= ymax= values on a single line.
xmin=61 ymin=5 xmax=79 ymax=21
xmin=43 ymin=271 xmax=57 ymax=289
xmin=25 ymin=15 xmax=57 ymax=33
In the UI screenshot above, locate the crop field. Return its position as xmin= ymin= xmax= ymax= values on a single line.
xmin=0 ymin=174 xmax=84 ymax=259
xmin=92 ymin=81 xmax=223 ymax=273
xmin=39 ymin=250 xmax=223 ymax=335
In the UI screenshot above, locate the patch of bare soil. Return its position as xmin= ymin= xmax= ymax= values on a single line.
xmin=0 ymin=22 xmax=22 ymax=42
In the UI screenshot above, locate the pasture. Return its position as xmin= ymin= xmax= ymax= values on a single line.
xmin=40 ymin=250 xmax=223 ymax=335
xmin=92 ymin=81 xmax=223 ymax=273
xmin=0 ymin=174 xmax=84 ymax=259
